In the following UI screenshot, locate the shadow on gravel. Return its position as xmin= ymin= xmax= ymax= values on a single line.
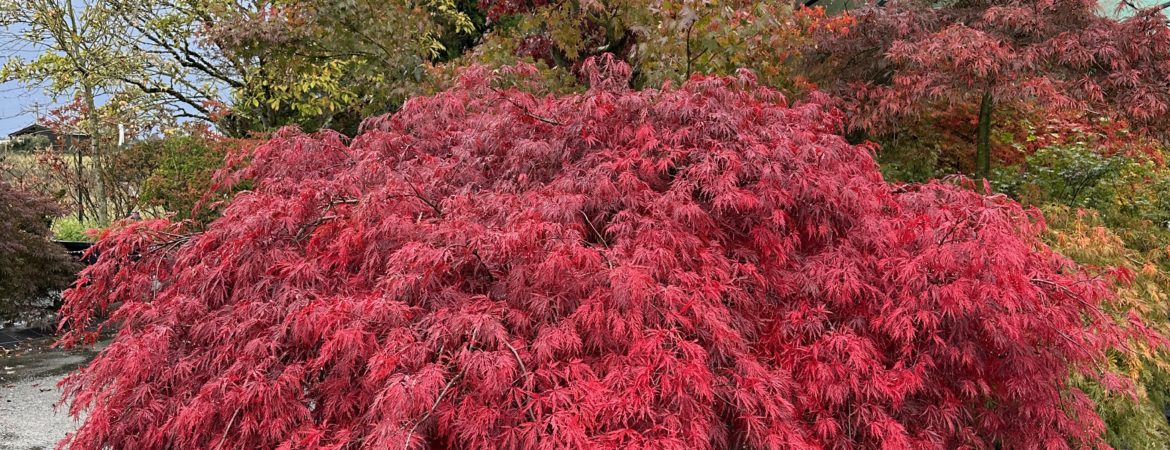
xmin=0 ymin=328 xmax=55 ymax=349
xmin=1 ymin=334 xmax=107 ymax=450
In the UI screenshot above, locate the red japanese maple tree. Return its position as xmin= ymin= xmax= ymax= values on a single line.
xmin=57 ymin=57 xmax=1149 ymax=449
xmin=811 ymin=0 xmax=1170 ymax=178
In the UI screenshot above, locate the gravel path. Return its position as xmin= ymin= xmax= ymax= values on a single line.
xmin=0 ymin=339 xmax=104 ymax=450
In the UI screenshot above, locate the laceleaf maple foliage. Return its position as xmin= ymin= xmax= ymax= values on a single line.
xmin=1043 ymin=205 xmax=1170 ymax=448
xmin=58 ymin=57 xmax=1152 ymax=449
xmin=810 ymin=0 xmax=1170 ymax=178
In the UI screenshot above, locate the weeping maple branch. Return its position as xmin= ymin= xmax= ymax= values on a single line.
xmin=471 ymin=248 xmax=496 ymax=283
xmin=490 ymin=87 xmax=563 ymax=126
xmin=213 ymin=408 xmax=241 ymax=450
xmin=501 ymin=339 xmax=528 ymax=382
xmin=402 ymin=328 xmax=479 ymax=450
xmin=407 ymin=182 xmax=443 ymax=216
xmin=580 ymin=210 xmax=614 ymax=269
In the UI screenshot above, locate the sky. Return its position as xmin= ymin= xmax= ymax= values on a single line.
xmin=0 ymin=82 xmax=50 ymax=135
xmin=0 ymin=20 xmax=58 ymax=137
xmin=0 ymin=32 xmax=53 ymax=136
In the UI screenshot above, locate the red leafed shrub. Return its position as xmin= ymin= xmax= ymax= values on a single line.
xmin=58 ymin=57 xmax=1149 ymax=449
xmin=0 ymin=181 xmax=78 ymax=320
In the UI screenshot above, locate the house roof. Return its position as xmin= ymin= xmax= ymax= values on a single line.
xmin=7 ymin=122 xmax=88 ymax=138
xmin=8 ymin=122 xmax=52 ymax=138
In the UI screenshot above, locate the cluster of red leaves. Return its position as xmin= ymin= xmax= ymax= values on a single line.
xmin=997 ymin=109 xmax=1166 ymax=162
xmin=58 ymin=57 xmax=1151 ymax=449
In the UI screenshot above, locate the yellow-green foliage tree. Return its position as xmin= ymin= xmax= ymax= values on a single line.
xmin=3 ymin=0 xmax=488 ymax=137
xmin=1044 ymin=206 xmax=1170 ymax=449
xmin=204 ymin=0 xmax=483 ymax=134
xmin=460 ymin=0 xmax=839 ymax=93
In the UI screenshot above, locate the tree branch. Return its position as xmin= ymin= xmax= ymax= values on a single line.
xmin=490 ymin=87 xmax=562 ymax=126
xmin=117 ymin=76 xmax=213 ymax=118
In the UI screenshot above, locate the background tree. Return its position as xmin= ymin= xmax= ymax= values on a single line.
xmin=809 ymin=0 xmax=1170 ymax=179
xmin=200 ymin=0 xmax=483 ymax=134
xmin=2 ymin=0 xmax=486 ymax=139
xmin=7 ymin=96 xmax=182 ymax=223
xmin=96 ymin=0 xmax=249 ymax=126
xmin=0 ymin=0 xmax=125 ymax=222
xmin=464 ymin=0 xmax=837 ymax=92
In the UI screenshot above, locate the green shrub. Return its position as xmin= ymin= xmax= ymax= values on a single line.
xmin=995 ymin=144 xmax=1170 ymax=253
xmin=50 ymin=216 xmax=101 ymax=242
xmin=6 ymin=134 xmax=51 ymax=153
xmin=137 ymin=135 xmax=230 ymax=222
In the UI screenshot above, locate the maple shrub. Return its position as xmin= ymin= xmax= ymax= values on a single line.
xmin=0 ymin=181 xmax=79 ymax=320
xmin=58 ymin=58 xmax=1158 ymax=449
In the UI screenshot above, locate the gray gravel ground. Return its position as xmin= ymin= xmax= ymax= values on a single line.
xmin=0 ymin=339 xmax=104 ymax=450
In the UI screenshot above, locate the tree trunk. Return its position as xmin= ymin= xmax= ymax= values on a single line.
xmin=70 ymin=134 xmax=84 ymax=221
xmin=975 ymin=90 xmax=994 ymax=180
xmin=83 ymin=83 xmax=107 ymax=224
